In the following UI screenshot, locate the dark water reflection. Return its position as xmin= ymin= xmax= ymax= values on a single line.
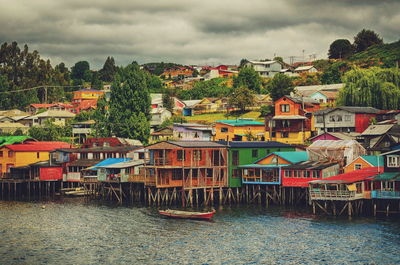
xmin=0 ymin=198 xmax=399 ymax=264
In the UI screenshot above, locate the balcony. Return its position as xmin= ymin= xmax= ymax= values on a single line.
xmin=309 ymin=190 xmax=365 ymax=201
xmin=371 ymin=190 xmax=400 ymax=199
xmin=146 ymin=158 xmax=172 ymax=166
xmin=242 ymin=175 xmax=280 ymax=184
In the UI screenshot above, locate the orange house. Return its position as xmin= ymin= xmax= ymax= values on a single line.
xmin=265 ymin=96 xmax=320 ymax=144
xmin=344 ymin=155 xmax=384 ymax=173
xmin=72 ymin=89 xmax=105 ymax=103
xmin=0 ymin=141 xmax=71 ymax=175
xmin=215 ymin=119 xmax=266 ymax=141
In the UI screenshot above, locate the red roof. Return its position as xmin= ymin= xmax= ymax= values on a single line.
xmin=311 ymin=167 xmax=382 ymax=184
xmin=74 ymin=99 xmax=98 ymax=112
xmin=30 ymin=103 xmax=74 ymax=109
xmin=3 ymin=142 xmax=71 ymax=152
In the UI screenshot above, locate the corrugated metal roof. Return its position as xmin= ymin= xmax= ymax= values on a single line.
xmin=272 ymin=115 xmax=307 ymax=120
xmin=87 ymin=158 xmax=131 ymax=170
xmin=361 ymin=124 xmax=394 ymax=136
xmin=314 ymin=106 xmax=381 ymax=115
xmin=3 ymin=142 xmax=71 ymax=151
xmin=222 ymin=141 xmax=292 ymax=148
xmin=309 ymin=167 xmax=381 ymax=184
xmin=360 ymin=156 xmax=384 ymax=167
xmin=372 ymin=172 xmax=400 ymax=181
xmin=167 ymin=141 xmax=226 ymax=148
xmin=285 ymin=161 xmax=338 ymax=170
xmin=98 ymin=160 xmax=143 ymax=169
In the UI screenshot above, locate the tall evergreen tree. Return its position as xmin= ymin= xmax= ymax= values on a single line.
xmin=328 ymin=39 xmax=353 ymax=59
xmin=353 ymin=29 xmax=383 ymax=53
xmin=108 ymin=64 xmax=151 ymax=143
xmin=233 ymin=67 xmax=262 ymax=93
xmin=100 ymin=56 xmax=117 ymax=82
xmin=71 ymin=61 xmax=91 ymax=81
xmin=267 ymin=73 xmax=294 ymax=101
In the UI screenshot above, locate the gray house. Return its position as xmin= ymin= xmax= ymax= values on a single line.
xmin=243 ymin=60 xmax=283 ymax=78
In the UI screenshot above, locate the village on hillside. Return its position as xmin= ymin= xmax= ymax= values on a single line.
xmin=0 ymin=32 xmax=400 ymax=217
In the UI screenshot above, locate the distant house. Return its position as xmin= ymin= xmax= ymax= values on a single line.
xmin=150 ymin=93 xmax=185 ymax=113
xmin=294 ymin=65 xmax=318 ymax=73
xmin=150 ymin=127 xmax=173 ymax=142
xmin=182 ymin=100 xmax=201 ymax=116
xmin=22 ymin=110 xmax=76 ymax=127
xmin=72 ymin=120 xmax=96 ymax=144
xmin=173 ymin=123 xmax=214 ymax=141
xmin=265 ymin=96 xmax=320 ymax=144
xmin=240 ymin=151 xmax=309 ymax=185
xmin=28 ymin=103 xmax=74 ymax=114
xmin=243 ymin=60 xmax=283 ymax=78
xmin=215 ymin=119 xmax=265 ymax=141
xmin=150 ymin=108 xmax=172 ymax=128
xmin=72 ymin=89 xmax=105 ymax=103
xmin=192 ymin=98 xmax=228 ymax=114
xmin=0 ymin=122 xmax=29 ymax=134
xmin=313 ymin=106 xmax=380 ymax=134
xmin=292 ymin=84 xmax=343 ymax=105
xmin=359 ymin=124 xmax=400 ymax=153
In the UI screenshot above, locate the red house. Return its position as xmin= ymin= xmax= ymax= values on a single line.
xmin=144 ymin=141 xmax=228 ymax=189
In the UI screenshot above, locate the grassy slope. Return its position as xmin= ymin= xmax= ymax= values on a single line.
xmin=348 ymin=40 xmax=400 ymax=66
xmin=185 ymin=111 xmax=263 ymax=124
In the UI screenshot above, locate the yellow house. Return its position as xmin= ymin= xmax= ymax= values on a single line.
xmin=0 ymin=142 xmax=71 ymax=174
xmin=215 ymin=119 xmax=265 ymax=141
xmin=73 ymin=89 xmax=105 ymax=102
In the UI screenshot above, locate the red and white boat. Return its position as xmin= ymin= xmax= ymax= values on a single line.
xmin=159 ymin=209 xmax=216 ymax=220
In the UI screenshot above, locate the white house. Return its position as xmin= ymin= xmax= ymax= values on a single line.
xmin=244 ymin=60 xmax=283 ymax=78
xmin=150 ymin=108 xmax=172 ymax=127
xmin=294 ymin=65 xmax=318 ymax=73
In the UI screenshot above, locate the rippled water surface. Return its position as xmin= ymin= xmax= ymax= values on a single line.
xmin=1 ymin=198 xmax=399 ymax=264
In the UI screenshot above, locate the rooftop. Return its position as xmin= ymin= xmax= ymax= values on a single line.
xmin=3 ymin=141 xmax=71 ymax=152
xmin=314 ymin=106 xmax=381 ymax=115
xmin=216 ymin=119 xmax=264 ymax=126
xmin=221 ymin=141 xmax=292 ymax=149
xmin=309 ymin=167 xmax=382 ymax=184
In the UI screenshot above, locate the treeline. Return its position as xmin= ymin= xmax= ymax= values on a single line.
xmin=0 ymin=42 xmax=163 ymax=110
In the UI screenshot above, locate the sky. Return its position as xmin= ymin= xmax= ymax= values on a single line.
xmin=0 ymin=0 xmax=399 ymax=69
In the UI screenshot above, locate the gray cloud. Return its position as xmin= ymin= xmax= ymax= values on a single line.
xmin=0 ymin=0 xmax=398 ymax=69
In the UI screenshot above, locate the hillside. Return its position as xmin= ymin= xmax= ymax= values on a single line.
xmin=348 ymin=40 xmax=400 ymax=67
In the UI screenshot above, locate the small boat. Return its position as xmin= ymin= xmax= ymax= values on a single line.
xmin=159 ymin=209 xmax=216 ymax=220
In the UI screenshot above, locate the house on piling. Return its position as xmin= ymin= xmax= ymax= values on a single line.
xmin=344 ymin=155 xmax=384 ymax=173
xmin=222 ymin=141 xmax=295 ymax=188
xmin=0 ymin=141 xmax=71 ymax=177
xmin=240 ymin=151 xmax=309 ymax=185
xmin=144 ymin=141 xmax=228 ymax=189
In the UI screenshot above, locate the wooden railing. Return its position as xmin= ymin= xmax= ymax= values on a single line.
xmin=242 ymin=175 xmax=280 ymax=183
xmin=128 ymin=175 xmax=146 ymax=183
xmin=309 ymin=190 xmax=365 ymax=201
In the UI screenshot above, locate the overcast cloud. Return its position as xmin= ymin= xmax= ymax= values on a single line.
xmin=0 ymin=0 xmax=399 ymax=69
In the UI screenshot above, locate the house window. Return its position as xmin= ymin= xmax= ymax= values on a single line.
xmin=316 ymin=116 xmax=323 ymax=123
xmin=139 ymin=153 xmax=145 ymax=159
xmin=281 ymin=132 xmax=289 ymax=138
xmin=0 ymin=151 xmax=2 ymax=157
xmin=345 ymin=115 xmax=351 ymax=121
xmin=387 ymin=155 xmax=400 ymax=167
xmin=6 ymin=164 xmax=14 ymax=172
xmin=280 ymin=104 xmax=290 ymax=113
xmin=271 ymin=156 xmax=278 ymax=164
xmin=81 ymin=153 xmax=88 ymax=159
xmin=232 ymin=150 xmax=239 ymax=166
xmin=93 ymin=153 xmax=100 ymax=159
xmin=37 ymin=152 xmax=40 ymax=159
xmin=194 ymin=132 xmax=199 ymax=138
xmin=304 ymin=171 xmax=310 ymax=178
xmin=312 ymin=171 xmax=320 ymax=178
xmin=354 ymin=164 xmax=362 ymax=170
xmin=193 ymin=150 xmax=202 ymax=161
xmin=282 ymin=120 xmax=290 ymax=128
xmin=177 ymin=150 xmax=185 ymax=161
xmin=221 ymin=127 xmax=228 ymax=133
xmin=8 ymin=151 xmax=13 ymax=158
xmin=284 ymin=170 xmax=291 ymax=178
xmin=252 ymin=149 xmax=258 ymax=158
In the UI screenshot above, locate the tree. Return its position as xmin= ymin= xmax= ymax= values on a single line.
xmin=259 ymin=105 xmax=274 ymax=117
xmin=90 ymin=71 xmax=103 ymax=90
xmin=0 ymin=75 xmax=12 ymax=110
xmin=93 ymin=96 xmax=111 ymax=137
xmin=353 ymin=29 xmax=383 ymax=53
xmin=177 ymin=78 xmax=232 ymax=100
xmin=108 ymin=64 xmax=151 ymax=143
xmin=162 ymin=89 xmax=174 ymax=112
xmin=71 ymin=61 xmax=91 ymax=81
xmin=28 ymin=120 xmax=64 ymax=141
xmin=228 ymin=86 xmax=255 ymax=112
xmin=320 ymin=61 xmax=349 ymax=84
xmin=267 ymin=73 xmax=294 ymax=101
xmin=337 ymin=67 xmax=400 ymax=109
xmin=328 ymin=39 xmax=353 ymax=59
xmin=100 ymin=56 xmax=117 ymax=82
xmin=273 ymin=56 xmax=284 ymax=64
xmin=233 ymin=67 xmax=262 ymax=93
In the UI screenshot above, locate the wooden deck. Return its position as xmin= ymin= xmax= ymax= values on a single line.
xmin=309 ymin=190 xmax=366 ymax=201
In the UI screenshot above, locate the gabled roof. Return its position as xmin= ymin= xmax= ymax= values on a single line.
xmin=86 ymin=158 xmax=131 ymax=170
xmin=255 ymin=151 xmax=308 ymax=164
xmin=221 ymin=141 xmax=292 ymax=149
xmin=309 ymin=167 xmax=382 ymax=184
xmin=216 ymin=119 xmax=264 ymax=126
xmin=98 ymin=160 xmax=143 ymax=169
xmin=295 ymin=65 xmax=316 ymax=71
xmin=25 ymin=110 xmax=75 ymax=119
xmin=247 ymin=60 xmax=277 ymax=65
xmin=146 ymin=141 xmax=226 ymax=149
xmin=314 ymin=106 xmax=380 ymax=115
xmin=309 ymin=132 xmax=360 ymax=141
xmin=294 ymin=83 xmax=344 ymax=92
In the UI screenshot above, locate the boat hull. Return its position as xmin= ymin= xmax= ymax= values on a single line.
xmin=159 ymin=209 xmax=216 ymax=220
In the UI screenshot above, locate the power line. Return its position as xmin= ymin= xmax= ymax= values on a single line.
xmin=0 ymin=85 xmax=83 ymax=94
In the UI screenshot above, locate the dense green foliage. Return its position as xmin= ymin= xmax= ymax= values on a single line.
xmin=100 ymin=56 xmax=117 ymax=82
xmin=92 ymin=97 xmax=111 ymax=137
xmin=328 ymin=39 xmax=353 ymax=59
xmin=348 ymin=40 xmax=400 ymax=67
xmin=320 ymin=61 xmax=350 ymax=84
xmin=0 ymin=42 xmax=70 ymax=109
xmin=28 ymin=120 xmax=72 ymax=141
xmin=353 ymin=29 xmax=383 ymax=53
xmin=142 ymin=62 xmax=183 ymax=76
xmin=259 ymin=105 xmax=274 ymax=117
xmin=267 ymin=74 xmax=294 ymax=101
xmin=338 ymin=67 xmax=400 ymax=109
xmin=228 ymin=86 xmax=255 ymax=111
xmin=162 ymin=89 xmax=174 ymax=112
xmin=178 ymin=78 xmax=231 ymax=100
xmin=71 ymin=61 xmax=91 ymax=82
xmin=146 ymin=74 xmax=164 ymax=93
xmin=107 ymin=64 xmax=151 ymax=143
xmin=233 ymin=67 xmax=262 ymax=93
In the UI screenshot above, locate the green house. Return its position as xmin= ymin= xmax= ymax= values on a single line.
xmin=224 ymin=141 xmax=296 ymax=188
